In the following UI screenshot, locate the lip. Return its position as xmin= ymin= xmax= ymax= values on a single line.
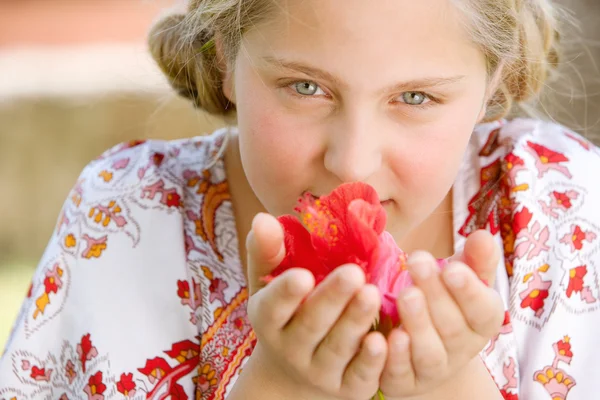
xmin=305 ymin=191 xmax=393 ymax=205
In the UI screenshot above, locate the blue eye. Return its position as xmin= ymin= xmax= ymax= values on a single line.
xmin=291 ymin=81 xmax=326 ymax=96
xmin=400 ymin=92 xmax=430 ymax=105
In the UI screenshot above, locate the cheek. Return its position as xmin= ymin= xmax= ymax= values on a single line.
xmin=235 ymin=68 xmax=317 ymax=214
xmin=389 ymin=115 xmax=476 ymax=207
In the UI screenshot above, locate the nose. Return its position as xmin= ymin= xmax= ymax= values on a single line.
xmin=323 ymin=108 xmax=383 ymax=183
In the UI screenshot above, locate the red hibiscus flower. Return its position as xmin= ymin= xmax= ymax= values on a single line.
xmin=567 ymin=266 xmax=587 ymax=298
xmin=116 ymin=373 xmax=137 ymax=397
xmin=553 ymin=191 xmax=572 ymax=209
xmin=520 ymin=288 xmax=549 ymax=313
xmin=267 ymin=183 xmax=387 ymax=282
xmin=527 ymin=142 xmax=569 ymax=164
xmin=266 ymin=182 xmax=443 ymax=325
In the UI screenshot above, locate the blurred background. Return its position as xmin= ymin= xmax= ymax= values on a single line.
xmin=0 ymin=0 xmax=598 ymax=349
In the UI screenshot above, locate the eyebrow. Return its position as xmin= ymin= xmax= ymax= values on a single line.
xmin=262 ymin=56 xmax=466 ymax=93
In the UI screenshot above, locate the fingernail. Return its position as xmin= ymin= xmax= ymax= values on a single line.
xmin=408 ymin=251 xmax=433 ymax=279
xmin=445 ymin=269 xmax=465 ymax=289
xmin=402 ymin=290 xmax=423 ymax=315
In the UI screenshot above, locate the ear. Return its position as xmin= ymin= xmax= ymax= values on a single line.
xmin=215 ymin=34 xmax=236 ymax=104
xmin=477 ymin=61 xmax=505 ymax=123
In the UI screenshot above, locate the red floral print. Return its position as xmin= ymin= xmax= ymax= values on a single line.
xmin=566 ymin=266 xmax=586 ymax=298
xmin=526 ymin=141 xmax=572 ymax=178
xmin=519 ymin=266 xmax=552 ymax=317
xmin=77 ymin=334 xmax=98 ymax=373
xmin=560 ymin=225 xmax=597 ymax=252
xmin=116 ymin=373 xmax=137 ymax=397
xmin=139 ymin=357 xmax=173 ymax=384
xmin=512 ymin=207 xmax=533 ymax=235
xmin=30 ymin=365 xmax=51 ymax=382
xmin=84 ymin=371 xmax=106 ymax=400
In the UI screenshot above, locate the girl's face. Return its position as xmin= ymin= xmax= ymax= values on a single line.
xmin=225 ymin=0 xmax=491 ymax=243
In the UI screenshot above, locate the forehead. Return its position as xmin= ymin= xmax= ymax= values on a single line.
xmin=242 ymin=0 xmax=482 ymax=79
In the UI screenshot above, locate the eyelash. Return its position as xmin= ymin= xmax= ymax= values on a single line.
xmin=279 ymin=79 xmax=441 ymax=110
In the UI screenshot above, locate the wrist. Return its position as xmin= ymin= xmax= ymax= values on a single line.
xmin=392 ymin=356 xmax=502 ymax=400
xmin=228 ymin=343 xmax=323 ymax=400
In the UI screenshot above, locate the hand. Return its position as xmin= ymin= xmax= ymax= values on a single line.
xmin=245 ymin=213 xmax=388 ymax=400
xmin=379 ymin=230 xmax=505 ymax=399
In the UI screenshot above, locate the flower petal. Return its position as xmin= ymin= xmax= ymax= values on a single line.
xmin=265 ymin=215 xmax=329 ymax=283
xmin=347 ymin=199 xmax=387 ymax=262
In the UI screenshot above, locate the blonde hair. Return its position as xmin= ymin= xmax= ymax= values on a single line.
xmin=148 ymin=0 xmax=562 ymax=122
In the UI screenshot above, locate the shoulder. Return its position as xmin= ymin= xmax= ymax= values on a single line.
xmin=473 ymin=118 xmax=600 ymax=187
xmin=51 ymin=126 xmax=242 ymax=268
xmin=81 ymin=126 xmax=233 ymax=199
xmin=474 ymin=121 xmax=600 ymax=397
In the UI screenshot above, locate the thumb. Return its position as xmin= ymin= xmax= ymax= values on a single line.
xmin=450 ymin=230 xmax=501 ymax=288
xmin=246 ymin=212 xmax=286 ymax=295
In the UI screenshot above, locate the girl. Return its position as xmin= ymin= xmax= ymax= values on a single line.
xmin=2 ymin=0 xmax=599 ymax=399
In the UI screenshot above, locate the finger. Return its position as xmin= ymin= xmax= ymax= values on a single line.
xmin=442 ymin=262 xmax=505 ymax=340
xmin=396 ymin=287 xmax=447 ymax=382
xmin=247 ymin=212 xmax=286 ymax=295
xmin=282 ymin=265 xmax=365 ymax=353
xmin=247 ymin=268 xmax=315 ymax=337
xmin=342 ymin=331 xmax=387 ymax=396
xmin=406 ymin=252 xmax=470 ymax=352
xmin=458 ymin=230 xmax=501 ymax=287
xmin=380 ymin=328 xmax=414 ymax=396
xmin=313 ymin=284 xmax=381 ymax=374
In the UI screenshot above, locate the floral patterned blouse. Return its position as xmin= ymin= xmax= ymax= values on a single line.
xmin=1 ymin=118 xmax=600 ymax=400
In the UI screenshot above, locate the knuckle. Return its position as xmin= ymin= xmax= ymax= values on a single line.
xmin=467 ymin=295 xmax=504 ymax=336
xmin=413 ymin=349 xmax=446 ymax=375
xmin=320 ymin=333 xmax=355 ymax=361
xmin=297 ymin=312 xmax=325 ymax=335
xmin=249 ymin=290 xmax=287 ymax=329
xmin=438 ymin=321 xmax=467 ymax=343
xmin=348 ymin=362 xmax=373 ymax=385
xmin=281 ymin=340 xmax=308 ymax=367
xmin=246 ymin=294 xmax=264 ymax=325
xmin=307 ymin=364 xmax=343 ymax=394
xmin=342 ymin=382 xmax=378 ymax=400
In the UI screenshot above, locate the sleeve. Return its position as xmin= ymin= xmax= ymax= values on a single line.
xmin=478 ymin=119 xmax=600 ymax=400
xmin=0 ymin=140 xmax=204 ymax=400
